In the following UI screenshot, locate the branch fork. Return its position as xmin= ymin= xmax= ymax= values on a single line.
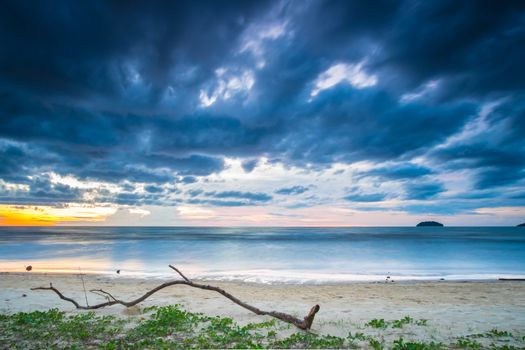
xmin=31 ymin=265 xmax=320 ymax=330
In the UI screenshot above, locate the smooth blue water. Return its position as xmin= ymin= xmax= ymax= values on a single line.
xmin=1 ymin=226 xmax=524 ymax=283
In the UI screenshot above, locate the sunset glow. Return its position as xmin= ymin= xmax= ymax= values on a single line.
xmin=0 ymin=205 xmax=117 ymax=226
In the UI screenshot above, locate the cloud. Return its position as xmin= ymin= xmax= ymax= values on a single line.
xmin=430 ymin=97 xmax=525 ymax=189
xmin=199 ymin=69 xmax=255 ymax=107
xmin=144 ymin=185 xmax=164 ymax=193
xmin=180 ymin=176 xmax=198 ymax=184
xmin=274 ymin=87 xmax=477 ymax=165
xmin=310 ymin=62 xmax=377 ymax=97
xmin=207 ymin=191 xmax=272 ymax=202
xmin=187 ymin=189 xmax=204 ymax=197
xmin=0 ymin=0 xmax=524 ymax=220
xmin=188 ymin=199 xmax=256 ymax=207
xmin=401 ymin=80 xmax=439 ymax=103
xmin=128 ymin=208 xmax=151 ymax=217
xmin=181 ymin=190 xmax=274 ymax=207
xmin=275 ymin=186 xmax=309 ymax=195
xmin=241 ymin=159 xmax=258 ymax=173
xmin=344 ymin=193 xmax=387 ymax=202
xmin=404 ymin=182 xmax=445 ymax=200
xmin=0 ymin=1 xmax=269 ymax=102
xmin=360 ymin=163 xmax=433 ymax=180
xmin=0 ymin=174 xmax=85 ymax=206
xmin=177 ymin=205 xmax=215 ymax=219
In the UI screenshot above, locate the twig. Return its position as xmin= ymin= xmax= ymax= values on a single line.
xmin=89 ymin=290 xmax=111 ymax=302
xmin=90 ymin=289 xmax=119 ymax=302
xmin=78 ymin=268 xmax=89 ymax=307
xmin=32 ymin=266 xmax=320 ymax=330
xmin=168 ymin=265 xmax=191 ymax=282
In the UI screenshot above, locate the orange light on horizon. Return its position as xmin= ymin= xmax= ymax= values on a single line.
xmin=0 ymin=204 xmax=117 ymax=226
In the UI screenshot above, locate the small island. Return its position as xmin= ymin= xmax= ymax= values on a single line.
xmin=417 ymin=221 xmax=444 ymax=227
xmin=517 ymin=223 xmax=525 ymax=227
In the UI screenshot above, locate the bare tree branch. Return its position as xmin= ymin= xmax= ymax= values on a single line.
xmin=31 ymin=266 xmax=320 ymax=330
xmin=168 ymin=265 xmax=191 ymax=282
xmin=89 ymin=290 xmax=112 ymax=302
xmin=90 ymin=289 xmax=119 ymax=302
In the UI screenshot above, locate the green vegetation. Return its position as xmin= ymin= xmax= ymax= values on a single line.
xmin=0 ymin=306 xmax=356 ymax=349
xmin=487 ymin=329 xmax=513 ymax=338
xmin=366 ymin=318 xmax=389 ymax=329
xmin=368 ymin=337 xmax=385 ymax=350
xmin=366 ymin=316 xmax=429 ymax=329
xmin=0 ymin=309 xmax=126 ymax=349
xmin=455 ymin=331 xmax=525 ymax=350
xmin=347 ymin=331 xmax=366 ymax=341
xmin=415 ymin=319 xmax=428 ymax=326
xmin=1 ymin=307 xmax=524 ymax=349
xmin=456 ymin=338 xmax=483 ymax=349
xmin=392 ymin=316 xmax=414 ymax=328
xmin=392 ymin=337 xmax=443 ymax=350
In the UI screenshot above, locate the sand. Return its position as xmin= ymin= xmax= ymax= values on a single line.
xmin=1 ymin=273 xmax=525 ymax=346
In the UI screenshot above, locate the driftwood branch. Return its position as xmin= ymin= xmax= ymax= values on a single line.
xmin=169 ymin=265 xmax=190 ymax=282
xmin=90 ymin=289 xmax=119 ymax=302
xmin=31 ymin=265 xmax=320 ymax=330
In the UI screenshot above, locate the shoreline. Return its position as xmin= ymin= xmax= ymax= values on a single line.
xmin=2 ymin=271 xmax=525 ymax=285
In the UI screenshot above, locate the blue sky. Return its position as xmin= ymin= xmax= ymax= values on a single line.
xmin=0 ymin=1 xmax=524 ymax=225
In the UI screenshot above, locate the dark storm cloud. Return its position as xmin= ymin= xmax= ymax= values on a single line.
xmin=280 ymin=87 xmax=476 ymax=165
xmin=0 ymin=94 xmax=227 ymax=183
xmin=0 ymin=142 xmax=31 ymax=183
xmin=0 ymin=1 xmax=269 ymax=101
xmin=0 ymin=175 xmax=84 ymax=206
xmin=430 ymin=97 xmax=525 ymax=190
xmin=404 ymin=182 xmax=445 ymax=200
xmin=360 ymin=163 xmax=433 ymax=180
xmin=374 ymin=1 xmax=525 ymax=97
xmin=0 ymin=0 xmax=524 ymax=212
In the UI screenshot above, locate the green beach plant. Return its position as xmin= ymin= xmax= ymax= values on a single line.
xmin=392 ymin=337 xmax=443 ymax=350
xmin=366 ymin=316 xmax=428 ymax=329
xmin=368 ymin=337 xmax=385 ymax=350
xmin=392 ymin=316 xmax=414 ymax=328
xmin=1 ymin=307 xmax=524 ymax=349
xmin=456 ymin=337 xmax=482 ymax=349
xmin=366 ymin=318 xmax=388 ymax=329
xmin=487 ymin=329 xmax=513 ymax=338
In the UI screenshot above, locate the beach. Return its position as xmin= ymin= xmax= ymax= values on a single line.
xmin=2 ymin=272 xmax=525 ymax=347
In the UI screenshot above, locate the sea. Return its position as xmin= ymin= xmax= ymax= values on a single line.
xmin=1 ymin=226 xmax=524 ymax=283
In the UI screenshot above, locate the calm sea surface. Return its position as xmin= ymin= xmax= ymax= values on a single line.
xmin=1 ymin=226 xmax=524 ymax=283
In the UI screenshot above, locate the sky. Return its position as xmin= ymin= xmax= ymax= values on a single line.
xmin=0 ymin=0 xmax=524 ymax=226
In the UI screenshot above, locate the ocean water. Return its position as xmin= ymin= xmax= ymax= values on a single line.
xmin=0 ymin=226 xmax=524 ymax=283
